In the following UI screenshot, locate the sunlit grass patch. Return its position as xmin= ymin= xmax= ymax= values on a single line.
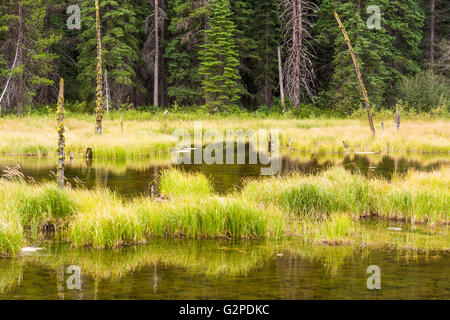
xmin=242 ymin=167 xmax=449 ymax=224
xmin=0 ymin=166 xmax=448 ymax=256
xmin=159 ymin=168 xmax=213 ymax=197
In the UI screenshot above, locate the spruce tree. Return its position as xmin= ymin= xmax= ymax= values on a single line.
xmin=78 ymin=0 xmax=138 ymax=106
xmin=228 ymin=0 xmax=257 ymax=106
xmin=165 ymin=0 xmax=208 ymax=105
xmin=316 ymin=0 xmax=396 ymax=113
xmin=250 ymin=0 xmax=282 ymax=107
xmin=0 ymin=0 xmax=61 ymax=114
xmin=199 ymin=0 xmax=241 ymax=112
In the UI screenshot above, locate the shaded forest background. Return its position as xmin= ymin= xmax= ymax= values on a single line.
xmin=0 ymin=0 xmax=449 ymax=116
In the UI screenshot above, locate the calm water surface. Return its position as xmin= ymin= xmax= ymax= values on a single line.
xmin=0 ymin=153 xmax=448 ymax=299
xmin=0 ymin=152 xmax=447 ymax=196
xmin=0 ymin=239 xmax=448 ymax=300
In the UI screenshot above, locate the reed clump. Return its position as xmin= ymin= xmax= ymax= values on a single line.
xmin=242 ymin=167 xmax=449 ymax=224
xmin=159 ymin=168 xmax=213 ymax=197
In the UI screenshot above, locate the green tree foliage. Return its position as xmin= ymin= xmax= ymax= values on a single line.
xmin=0 ymin=0 xmax=61 ymax=112
xmin=397 ymin=70 xmax=449 ymax=113
xmin=78 ymin=0 xmax=138 ymax=106
xmin=199 ymin=0 xmax=241 ymax=112
xmin=249 ymin=0 xmax=282 ymax=107
xmin=165 ymin=0 xmax=208 ymax=105
xmin=316 ymin=0 xmax=397 ymax=113
xmin=0 ymin=0 xmax=447 ymax=115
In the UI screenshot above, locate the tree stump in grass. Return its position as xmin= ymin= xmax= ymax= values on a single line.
xmin=85 ymin=147 xmax=93 ymax=159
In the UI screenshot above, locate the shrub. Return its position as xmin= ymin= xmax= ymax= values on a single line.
xmin=396 ymin=70 xmax=450 ymax=113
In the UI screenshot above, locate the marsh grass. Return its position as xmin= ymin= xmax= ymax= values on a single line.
xmin=0 ymin=167 xmax=448 ymax=256
xmin=68 ymin=196 xmax=284 ymax=248
xmin=242 ymin=167 xmax=449 ymax=224
xmin=0 ymin=116 xmax=448 ymax=158
xmin=159 ymin=168 xmax=213 ymax=197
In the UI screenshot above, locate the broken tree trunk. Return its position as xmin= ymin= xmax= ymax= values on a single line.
xmin=95 ymin=0 xmax=103 ymax=134
xmin=278 ymin=47 xmax=286 ymax=110
xmin=17 ymin=2 xmax=24 ymax=115
xmin=395 ymin=105 xmax=400 ymax=130
xmin=56 ymin=79 xmax=65 ymax=189
xmin=0 ymin=37 xmax=20 ymax=116
xmin=334 ymin=11 xmax=376 ymax=136
xmin=290 ymin=0 xmax=302 ymax=107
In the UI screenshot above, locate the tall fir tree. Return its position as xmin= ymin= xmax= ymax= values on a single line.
xmin=165 ymin=0 xmax=208 ymax=105
xmin=228 ymin=0 xmax=257 ymax=107
xmin=0 ymin=0 xmax=61 ymax=114
xmin=78 ymin=0 xmax=138 ymax=107
xmin=316 ymin=0 xmax=396 ymax=113
xmin=250 ymin=0 xmax=282 ymax=107
xmin=199 ymin=0 xmax=241 ymax=112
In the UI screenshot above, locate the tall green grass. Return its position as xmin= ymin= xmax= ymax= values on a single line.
xmin=0 ymin=167 xmax=448 ymax=256
xmin=242 ymin=167 xmax=449 ymax=224
xmin=159 ymin=168 xmax=213 ymax=197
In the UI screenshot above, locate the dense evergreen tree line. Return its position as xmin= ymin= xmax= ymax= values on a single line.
xmin=0 ymin=0 xmax=448 ymax=115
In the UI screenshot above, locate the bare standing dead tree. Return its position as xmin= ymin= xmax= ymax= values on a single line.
xmin=280 ymin=0 xmax=316 ymax=108
xmin=143 ymin=0 xmax=166 ymax=107
xmin=334 ymin=11 xmax=375 ymax=136
xmin=154 ymin=0 xmax=159 ymax=107
xmin=56 ymin=78 xmax=65 ymax=189
xmin=278 ymin=47 xmax=285 ymax=109
xmin=430 ymin=0 xmax=435 ymax=64
xmin=95 ymin=0 xmax=103 ymax=134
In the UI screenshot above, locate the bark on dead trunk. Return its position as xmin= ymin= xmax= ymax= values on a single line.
xmin=291 ymin=0 xmax=302 ymax=107
xmin=56 ymin=79 xmax=65 ymax=189
xmin=154 ymin=0 xmax=159 ymax=107
xmin=278 ymin=47 xmax=285 ymax=109
xmin=95 ymin=0 xmax=103 ymax=134
xmin=334 ymin=11 xmax=375 ymax=136
xmin=17 ymin=2 xmax=24 ymax=115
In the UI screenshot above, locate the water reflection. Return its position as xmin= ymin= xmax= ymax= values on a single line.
xmin=0 ymin=150 xmax=448 ymax=196
xmin=0 ymin=238 xmax=448 ymax=299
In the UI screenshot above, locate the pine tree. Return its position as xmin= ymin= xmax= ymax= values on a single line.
xmin=165 ymin=0 xmax=207 ymax=105
xmin=316 ymin=0 xmax=396 ymax=113
xmin=228 ymin=0 xmax=257 ymax=106
xmin=199 ymin=0 xmax=241 ymax=112
xmin=421 ymin=0 xmax=449 ymax=69
xmin=250 ymin=0 xmax=282 ymax=106
xmin=78 ymin=0 xmax=138 ymax=106
xmin=0 ymin=0 xmax=61 ymax=114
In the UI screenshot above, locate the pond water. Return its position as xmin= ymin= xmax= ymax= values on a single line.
xmin=0 ymin=238 xmax=448 ymax=300
xmin=0 ymin=152 xmax=447 ymax=196
xmin=0 ymin=153 xmax=448 ymax=300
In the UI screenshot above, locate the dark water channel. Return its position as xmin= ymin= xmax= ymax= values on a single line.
xmin=0 ymin=152 xmax=447 ymax=196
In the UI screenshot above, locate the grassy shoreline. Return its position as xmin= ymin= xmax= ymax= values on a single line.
xmin=0 ymin=116 xmax=449 ymax=158
xmin=0 ymin=167 xmax=448 ymax=256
